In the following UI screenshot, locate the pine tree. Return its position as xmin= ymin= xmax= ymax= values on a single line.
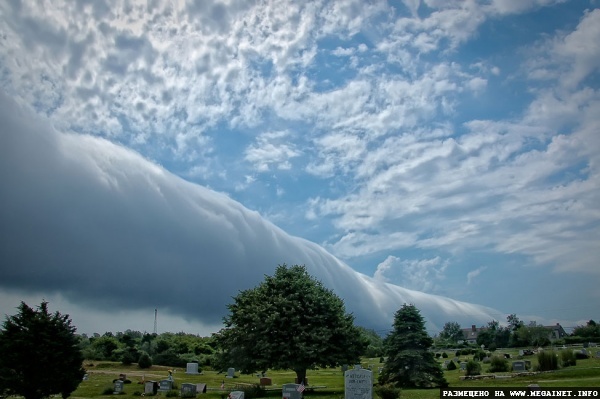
xmin=379 ymin=304 xmax=447 ymax=388
xmin=0 ymin=301 xmax=85 ymax=399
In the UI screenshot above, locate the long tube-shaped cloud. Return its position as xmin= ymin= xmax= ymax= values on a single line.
xmin=0 ymin=92 xmax=501 ymax=333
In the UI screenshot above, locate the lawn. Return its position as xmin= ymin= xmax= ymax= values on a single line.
xmin=71 ymin=351 xmax=600 ymax=399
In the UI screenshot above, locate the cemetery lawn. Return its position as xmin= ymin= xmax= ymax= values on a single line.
xmin=69 ymin=353 xmax=600 ymax=399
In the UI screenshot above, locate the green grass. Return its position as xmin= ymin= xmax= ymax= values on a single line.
xmin=69 ymin=352 xmax=600 ymax=399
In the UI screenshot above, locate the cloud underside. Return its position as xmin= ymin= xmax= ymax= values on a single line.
xmin=0 ymin=92 xmax=499 ymax=331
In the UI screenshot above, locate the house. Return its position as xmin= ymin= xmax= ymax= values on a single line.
xmin=545 ymin=323 xmax=567 ymax=341
xmin=460 ymin=325 xmax=486 ymax=344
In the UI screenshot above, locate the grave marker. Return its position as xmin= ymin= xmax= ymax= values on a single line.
xmin=196 ymin=383 xmax=207 ymax=393
xmin=227 ymin=368 xmax=235 ymax=378
xmin=145 ymin=382 xmax=158 ymax=395
xmin=113 ymin=380 xmax=124 ymax=394
xmin=181 ymin=383 xmax=197 ymax=398
xmin=282 ymin=384 xmax=303 ymax=399
xmin=159 ymin=379 xmax=173 ymax=392
xmin=186 ymin=363 xmax=200 ymax=374
xmin=230 ymin=391 xmax=245 ymax=399
xmin=344 ymin=366 xmax=372 ymax=399
xmin=512 ymin=361 xmax=526 ymax=371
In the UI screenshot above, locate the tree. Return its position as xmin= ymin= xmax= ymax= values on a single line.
xmin=439 ymin=321 xmax=463 ymax=343
xmin=379 ymin=304 xmax=447 ymax=388
xmin=0 ymin=301 xmax=85 ymax=399
xmin=213 ymin=264 xmax=365 ymax=384
xmin=507 ymin=314 xmax=524 ymax=332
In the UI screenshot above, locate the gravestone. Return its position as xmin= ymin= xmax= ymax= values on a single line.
xmin=512 ymin=361 xmax=526 ymax=371
xmin=342 ymin=364 xmax=349 ymax=373
xmin=453 ymin=357 xmax=459 ymax=363
xmin=519 ymin=350 xmax=524 ymax=356
xmin=159 ymin=379 xmax=173 ymax=392
xmin=196 ymin=383 xmax=207 ymax=394
xmin=186 ymin=363 xmax=200 ymax=374
xmin=227 ymin=368 xmax=235 ymax=378
xmin=145 ymin=382 xmax=158 ymax=395
xmin=230 ymin=391 xmax=245 ymax=399
xmin=460 ymin=362 xmax=467 ymax=371
xmin=83 ymin=374 xmax=89 ymax=381
xmin=181 ymin=383 xmax=197 ymax=397
xmin=282 ymin=384 xmax=302 ymax=399
xmin=260 ymin=377 xmax=272 ymax=386
xmin=595 ymin=351 xmax=600 ymax=359
xmin=442 ymin=360 xmax=450 ymax=369
xmin=345 ymin=366 xmax=372 ymax=399
xmin=113 ymin=380 xmax=124 ymax=394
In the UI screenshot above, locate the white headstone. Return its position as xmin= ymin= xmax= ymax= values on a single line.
xmin=229 ymin=391 xmax=245 ymax=399
xmin=227 ymin=368 xmax=235 ymax=378
xmin=145 ymin=382 xmax=156 ymax=395
xmin=345 ymin=367 xmax=372 ymax=399
xmin=186 ymin=363 xmax=200 ymax=374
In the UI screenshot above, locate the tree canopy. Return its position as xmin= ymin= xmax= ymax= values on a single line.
xmin=0 ymin=301 xmax=85 ymax=399
xmin=213 ymin=264 xmax=366 ymax=383
xmin=379 ymin=304 xmax=447 ymax=388
xmin=439 ymin=321 xmax=463 ymax=343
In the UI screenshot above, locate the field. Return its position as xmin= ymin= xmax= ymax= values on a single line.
xmin=72 ymin=350 xmax=600 ymax=399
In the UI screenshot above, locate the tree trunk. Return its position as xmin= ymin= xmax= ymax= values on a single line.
xmin=295 ymin=368 xmax=307 ymax=385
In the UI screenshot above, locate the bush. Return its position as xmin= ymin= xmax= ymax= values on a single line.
xmin=446 ymin=360 xmax=457 ymax=370
xmin=375 ymin=384 xmax=402 ymax=399
xmin=474 ymin=350 xmax=487 ymax=361
xmin=560 ymin=350 xmax=576 ymax=367
xmin=435 ymin=353 xmax=441 ymax=358
xmin=238 ymin=384 xmax=266 ymax=399
xmin=165 ymin=390 xmax=178 ymax=397
xmin=535 ymin=351 xmax=558 ymax=371
xmin=574 ymin=351 xmax=589 ymax=359
xmin=465 ymin=360 xmax=481 ymax=376
xmin=138 ymin=352 xmax=152 ymax=369
xmin=442 ymin=352 xmax=448 ymax=358
xmin=488 ymin=356 xmax=509 ymax=372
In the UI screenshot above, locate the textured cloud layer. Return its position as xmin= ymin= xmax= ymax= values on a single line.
xmin=0 ymin=92 xmax=500 ymax=332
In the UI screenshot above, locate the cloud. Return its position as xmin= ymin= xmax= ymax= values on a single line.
xmin=0 ymin=91 xmax=502 ymax=333
xmin=245 ymin=130 xmax=301 ymax=172
xmin=466 ymin=266 xmax=487 ymax=285
xmin=373 ymin=256 xmax=448 ymax=293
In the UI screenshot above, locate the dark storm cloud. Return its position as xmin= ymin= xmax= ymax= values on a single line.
xmin=0 ymin=91 xmax=501 ymax=331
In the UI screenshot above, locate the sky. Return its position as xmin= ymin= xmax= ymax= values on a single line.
xmin=0 ymin=0 xmax=599 ymax=338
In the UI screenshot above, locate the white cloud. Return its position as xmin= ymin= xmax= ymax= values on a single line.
xmin=374 ymin=256 xmax=448 ymax=293
xmin=245 ymin=130 xmax=301 ymax=171
xmin=466 ymin=266 xmax=487 ymax=285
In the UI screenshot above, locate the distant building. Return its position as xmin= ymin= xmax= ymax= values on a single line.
xmin=545 ymin=323 xmax=567 ymax=341
xmin=460 ymin=325 xmax=486 ymax=344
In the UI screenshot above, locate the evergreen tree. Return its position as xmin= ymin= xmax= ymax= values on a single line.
xmin=379 ymin=304 xmax=447 ymax=388
xmin=0 ymin=301 xmax=85 ymax=399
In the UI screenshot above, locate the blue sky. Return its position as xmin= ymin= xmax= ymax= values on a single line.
xmin=1 ymin=0 xmax=599 ymax=336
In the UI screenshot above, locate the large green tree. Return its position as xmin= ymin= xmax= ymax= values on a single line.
xmin=379 ymin=304 xmax=447 ymax=388
xmin=0 ymin=301 xmax=85 ymax=399
xmin=213 ymin=264 xmax=366 ymax=384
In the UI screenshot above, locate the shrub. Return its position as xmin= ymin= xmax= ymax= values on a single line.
xmin=442 ymin=352 xmax=448 ymax=358
xmin=474 ymin=350 xmax=487 ymax=361
xmin=465 ymin=360 xmax=481 ymax=376
xmin=574 ymin=351 xmax=589 ymax=360
xmin=535 ymin=351 xmax=558 ymax=371
xmin=165 ymin=390 xmax=178 ymax=397
xmin=138 ymin=352 xmax=152 ymax=369
xmin=375 ymin=384 xmax=402 ymax=399
xmin=446 ymin=361 xmax=457 ymax=371
xmin=238 ymin=384 xmax=266 ymax=399
xmin=488 ymin=356 xmax=509 ymax=372
xmin=560 ymin=350 xmax=576 ymax=367
xmin=435 ymin=353 xmax=441 ymax=358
